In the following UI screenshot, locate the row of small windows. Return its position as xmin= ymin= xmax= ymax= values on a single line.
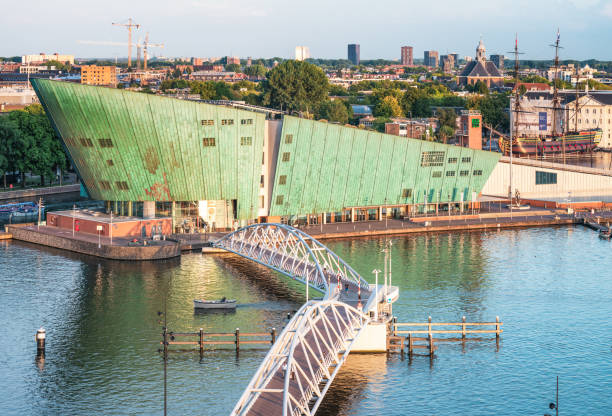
xmin=200 ymin=119 xmax=253 ymax=125
xmin=578 ymin=119 xmax=610 ymax=124
xmin=436 ymin=170 xmax=480 ymax=177
xmin=421 ymin=152 xmax=471 ymax=167
xmin=72 ymin=137 xmax=113 ymax=148
xmin=421 ymin=151 xmax=445 ymax=167
xmin=579 ymin=108 xmax=611 ymax=114
xmin=99 ymin=181 xmax=129 ymax=191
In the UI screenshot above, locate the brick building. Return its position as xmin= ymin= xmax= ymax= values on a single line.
xmin=80 ymin=65 xmax=117 ymax=86
xmin=401 ymin=46 xmax=413 ymax=66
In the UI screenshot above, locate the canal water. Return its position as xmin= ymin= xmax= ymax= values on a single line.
xmin=0 ymin=226 xmax=610 ymax=415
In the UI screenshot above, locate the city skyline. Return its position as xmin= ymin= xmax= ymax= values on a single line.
xmin=2 ymin=0 xmax=612 ymax=60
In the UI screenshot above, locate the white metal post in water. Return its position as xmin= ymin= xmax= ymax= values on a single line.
xmin=372 ymin=269 xmax=381 ymax=321
xmin=72 ymin=204 xmax=76 ymax=236
xmin=388 ymin=240 xmax=392 ymax=289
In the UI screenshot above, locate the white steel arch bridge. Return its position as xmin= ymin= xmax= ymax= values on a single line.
xmin=212 ymin=224 xmax=385 ymax=416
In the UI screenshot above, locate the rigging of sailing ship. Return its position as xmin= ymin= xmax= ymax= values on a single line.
xmin=499 ymin=30 xmax=602 ymax=159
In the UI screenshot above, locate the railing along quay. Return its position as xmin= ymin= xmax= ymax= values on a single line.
xmin=387 ymin=316 xmax=503 ymax=356
xmin=161 ymin=327 xmax=277 ymax=355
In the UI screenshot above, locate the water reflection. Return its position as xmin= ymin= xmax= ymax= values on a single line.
xmin=1 ymin=225 xmax=611 ymax=415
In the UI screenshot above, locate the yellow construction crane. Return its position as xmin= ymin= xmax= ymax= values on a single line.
xmin=138 ymin=33 xmax=164 ymax=70
xmin=112 ymin=18 xmax=140 ymax=68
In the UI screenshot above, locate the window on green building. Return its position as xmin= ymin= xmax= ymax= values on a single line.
xmin=461 ymin=156 xmax=471 ymax=163
xmin=473 ymin=170 xmax=483 ymax=176
xmin=99 ymin=138 xmax=113 ymax=148
xmin=106 ymin=159 xmax=114 ymax=167
xmin=279 ymin=175 xmax=287 ymax=185
xmin=420 ymin=151 xmax=445 ymax=167
xmin=285 ymin=134 xmax=293 ymax=144
xmin=448 ymin=157 xmax=458 ymax=163
xmin=221 ymin=119 xmax=234 ymax=125
xmin=241 ymin=119 xmax=253 ymax=125
xmin=240 ymin=137 xmax=252 ymax=146
xmin=432 ymin=171 xmax=442 ymax=178
xmin=401 ymin=188 xmax=412 ymax=198
xmin=446 ymin=171 xmax=455 ymax=177
xmin=202 ymin=137 xmax=216 ymax=147
xmin=282 ymin=152 xmax=291 ymax=162
xmin=536 ymin=171 xmax=557 ymax=185
xmin=201 ymin=119 xmax=214 ymax=126
xmin=79 ymin=138 xmax=94 ymax=147
xmin=115 ymin=181 xmax=129 ymax=190
xmin=460 ymin=170 xmax=469 ymax=176
xmin=276 ymin=195 xmax=284 ymax=205
xmin=99 ymin=181 xmax=111 ymax=190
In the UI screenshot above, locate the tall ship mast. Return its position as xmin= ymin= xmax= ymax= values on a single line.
xmin=500 ymin=30 xmax=602 ymax=159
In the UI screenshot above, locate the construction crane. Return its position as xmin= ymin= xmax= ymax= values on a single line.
xmin=112 ymin=18 xmax=140 ymax=68
xmin=138 ymin=33 xmax=164 ymax=70
xmin=79 ymin=35 xmax=163 ymax=70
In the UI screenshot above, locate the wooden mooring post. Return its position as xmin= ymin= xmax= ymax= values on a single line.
xmin=161 ymin=328 xmax=277 ymax=353
xmin=388 ymin=317 xmax=503 ymax=357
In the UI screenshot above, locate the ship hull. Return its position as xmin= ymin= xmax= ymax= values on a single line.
xmin=500 ymin=129 xmax=602 ymax=156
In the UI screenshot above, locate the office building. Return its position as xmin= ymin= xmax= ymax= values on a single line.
xmin=401 ymin=46 xmax=413 ymax=66
xmin=490 ymin=54 xmax=504 ymax=71
xmin=295 ymin=46 xmax=310 ymax=61
xmin=80 ymin=65 xmax=117 ymax=87
xmin=424 ymin=51 xmax=439 ymax=68
xmin=348 ymin=44 xmax=360 ymax=65
xmin=22 ymin=53 xmax=74 ymax=66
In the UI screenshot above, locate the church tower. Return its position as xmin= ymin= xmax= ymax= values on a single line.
xmin=476 ymin=38 xmax=486 ymax=63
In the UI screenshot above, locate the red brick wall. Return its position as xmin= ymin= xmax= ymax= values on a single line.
xmin=46 ymin=213 xmax=172 ymax=237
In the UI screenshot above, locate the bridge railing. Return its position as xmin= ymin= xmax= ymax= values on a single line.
xmin=229 ymin=299 xmax=370 ymax=416
xmin=214 ymin=223 xmax=370 ymax=299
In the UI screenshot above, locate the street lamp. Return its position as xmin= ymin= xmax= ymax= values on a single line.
xmin=372 ymin=269 xmax=381 ymax=321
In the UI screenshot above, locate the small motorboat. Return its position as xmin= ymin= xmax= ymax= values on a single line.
xmin=193 ymin=297 xmax=237 ymax=309
xmin=598 ymin=229 xmax=611 ymax=240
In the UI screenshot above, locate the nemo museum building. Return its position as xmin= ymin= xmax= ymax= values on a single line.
xmin=32 ymin=79 xmax=500 ymax=231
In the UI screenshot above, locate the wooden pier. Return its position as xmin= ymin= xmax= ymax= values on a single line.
xmin=582 ymin=217 xmax=611 ymax=239
xmin=387 ymin=316 xmax=503 ymax=356
xmin=161 ymin=327 xmax=277 ymax=354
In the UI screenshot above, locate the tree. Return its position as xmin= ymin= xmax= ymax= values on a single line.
xmin=5 ymin=105 xmax=68 ymax=186
xmin=262 ymin=60 xmax=329 ymax=112
xmin=243 ymin=64 xmax=266 ymax=77
xmin=225 ymin=63 xmax=241 ymax=72
xmin=438 ymin=125 xmax=455 ymax=144
xmin=316 ymin=100 xmax=349 ymax=124
xmin=374 ymin=96 xmax=403 ymax=118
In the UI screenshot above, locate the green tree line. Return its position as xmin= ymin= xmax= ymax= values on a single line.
xmin=0 ymin=105 xmax=68 ymax=188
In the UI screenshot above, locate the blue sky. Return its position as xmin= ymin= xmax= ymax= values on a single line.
xmin=3 ymin=0 xmax=612 ymax=60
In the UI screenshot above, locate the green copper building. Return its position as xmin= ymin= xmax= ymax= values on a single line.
xmin=32 ymin=79 xmax=500 ymax=229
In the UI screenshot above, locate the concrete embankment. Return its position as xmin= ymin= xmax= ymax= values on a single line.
xmin=311 ymin=216 xmax=578 ymax=240
xmin=5 ymin=224 xmax=180 ymax=260
xmin=0 ymin=184 xmax=81 ymax=202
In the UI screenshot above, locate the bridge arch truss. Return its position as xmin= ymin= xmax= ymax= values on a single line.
xmin=213 ymin=223 xmax=370 ymax=299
